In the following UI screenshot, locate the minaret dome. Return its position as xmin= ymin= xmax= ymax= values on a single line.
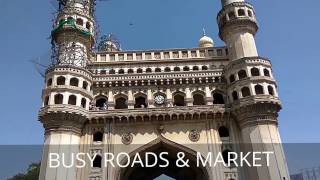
xmin=198 ymin=29 xmax=214 ymax=48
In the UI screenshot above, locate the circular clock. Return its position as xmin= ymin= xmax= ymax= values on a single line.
xmin=154 ymin=94 xmax=165 ymax=105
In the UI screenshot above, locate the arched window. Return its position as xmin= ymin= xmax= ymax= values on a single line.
xmin=248 ymin=10 xmax=253 ymax=17
xmin=93 ymin=131 xmax=103 ymax=142
xmin=134 ymin=95 xmax=147 ymax=108
xmin=44 ymin=96 xmax=49 ymax=106
xmin=238 ymin=9 xmax=245 ymax=16
xmin=54 ymin=94 xmax=63 ymax=104
xmin=183 ymin=66 xmax=190 ymax=71
xmin=68 ymin=95 xmax=77 ymax=105
xmin=93 ymin=155 xmax=102 ymax=168
xmin=202 ymin=66 xmax=208 ymax=70
xmin=251 ymin=67 xmax=260 ymax=76
xmin=137 ymin=68 xmax=143 ymax=73
xmin=109 ymin=69 xmax=115 ymax=74
xmin=213 ymin=93 xmax=225 ymax=104
xmin=47 ymin=78 xmax=52 ymax=87
xmin=155 ymin=68 xmax=161 ymax=72
xmin=264 ymin=69 xmax=270 ymax=77
xmin=238 ymin=70 xmax=247 ymax=80
xmin=128 ymin=69 xmax=134 ymax=74
xmin=82 ymin=81 xmax=88 ymax=90
xmin=67 ymin=17 xmax=74 ymax=22
xmin=229 ymin=74 xmax=235 ymax=83
xmin=228 ymin=11 xmax=236 ymax=19
xmin=145 ymin=68 xmax=152 ymax=73
xmin=81 ymin=98 xmax=86 ymax=108
xmin=70 ymin=78 xmax=79 ymax=87
xmin=164 ymin=67 xmax=171 ymax=72
xmin=193 ymin=93 xmax=205 ymax=105
xmin=255 ymin=85 xmax=264 ymax=95
xmin=268 ymin=85 xmax=275 ymax=95
xmin=76 ymin=18 xmax=83 ymax=26
xmin=118 ymin=69 xmax=125 ymax=74
xmin=115 ymin=96 xmax=128 ymax=109
xmin=193 ymin=66 xmax=199 ymax=71
xmin=241 ymin=87 xmax=251 ymax=97
xmin=174 ymin=67 xmax=180 ymax=72
xmin=219 ymin=126 xmax=229 ymax=137
xmin=232 ymin=91 xmax=238 ymax=101
xmin=174 ymin=93 xmax=185 ymax=106
xmin=86 ymin=22 xmax=91 ymax=30
xmin=96 ymin=97 xmax=107 ymax=109
xmin=57 ymin=76 xmax=66 ymax=85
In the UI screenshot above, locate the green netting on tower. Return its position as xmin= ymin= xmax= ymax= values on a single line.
xmin=51 ymin=18 xmax=92 ymax=37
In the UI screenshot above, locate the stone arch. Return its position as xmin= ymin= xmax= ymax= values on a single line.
xmin=192 ymin=90 xmax=206 ymax=106
xmin=134 ymin=92 xmax=148 ymax=108
xmin=173 ymin=91 xmax=186 ymax=106
xmin=115 ymin=137 xmax=211 ymax=180
xmin=114 ymin=94 xmax=128 ymax=109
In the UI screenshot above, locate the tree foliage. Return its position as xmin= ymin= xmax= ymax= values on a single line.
xmin=7 ymin=162 xmax=40 ymax=180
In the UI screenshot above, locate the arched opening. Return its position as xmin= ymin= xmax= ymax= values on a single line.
xmin=82 ymin=81 xmax=88 ymax=90
xmin=68 ymin=95 xmax=77 ymax=105
xmin=108 ymin=69 xmax=115 ymax=74
xmin=268 ymin=85 xmax=275 ymax=95
xmin=228 ymin=11 xmax=236 ymax=20
xmin=137 ymin=68 xmax=143 ymax=73
xmin=146 ymin=68 xmax=152 ymax=73
xmin=238 ymin=9 xmax=245 ymax=16
xmin=155 ymin=68 xmax=161 ymax=72
xmin=232 ymin=91 xmax=238 ymax=101
xmin=93 ymin=155 xmax=102 ymax=168
xmin=115 ymin=96 xmax=128 ymax=109
xmin=57 ymin=76 xmax=66 ymax=85
xmin=85 ymin=22 xmax=91 ymax=30
xmin=70 ymin=78 xmax=79 ymax=87
xmin=193 ymin=66 xmax=199 ymax=71
xmin=67 ymin=17 xmax=74 ymax=22
xmin=76 ymin=18 xmax=83 ymax=26
xmin=255 ymin=85 xmax=264 ymax=95
xmin=118 ymin=69 xmax=125 ymax=74
xmin=251 ymin=67 xmax=260 ymax=76
xmin=93 ymin=131 xmax=103 ymax=142
xmin=183 ymin=66 xmax=190 ymax=71
xmin=54 ymin=94 xmax=63 ymax=104
xmin=134 ymin=95 xmax=148 ymax=108
xmin=81 ymin=98 xmax=86 ymax=108
xmin=241 ymin=87 xmax=251 ymax=97
xmin=212 ymin=92 xmax=225 ymax=104
xmin=164 ymin=67 xmax=171 ymax=72
xmin=44 ymin=96 xmax=49 ymax=106
xmin=229 ymin=74 xmax=235 ymax=83
xmin=248 ymin=10 xmax=253 ymax=17
xmin=118 ymin=138 xmax=210 ymax=180
xmin=47 ymin=78 xmax=52 ymax=87
xmin=128 ymin=69 xmax=134 ymax=74
xmin=193 ymin=93 xmax=205 ymax=106
xmin=202 ymin=66 xmax=208 ymax=70
xmin=218 ymin=126 xmax=229 ymax=138
xmin=238 ymin=70 xmax=247 ymax=80
xmin=264 ymin=68 xmax=270 ymax=77
xmin=174 ymin=67 xmax=180 ymax=72
xmin=173 ymin=93 xmax=185 ymax=106
xmin=96 ymin=97 xmax=108 ymax=110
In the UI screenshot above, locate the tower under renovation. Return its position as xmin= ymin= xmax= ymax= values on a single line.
xmin=38 ymin=0 xmax=290 ymax=179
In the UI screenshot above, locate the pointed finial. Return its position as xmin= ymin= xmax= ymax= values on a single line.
xmin=202 ymin=28 xmax=206 ymax=36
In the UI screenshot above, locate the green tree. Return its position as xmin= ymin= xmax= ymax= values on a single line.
xmin=7 ymin=162 xmax=40 ymax=180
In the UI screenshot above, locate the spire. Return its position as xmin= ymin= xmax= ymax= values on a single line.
xmin=199 ymin=28 xmax=214 ymax=48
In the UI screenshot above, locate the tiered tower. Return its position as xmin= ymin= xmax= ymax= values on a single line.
xmin=218 ymin=0 xmax=290 ymax=179
xmin=38 ymin=0 xmax=95 ymax=179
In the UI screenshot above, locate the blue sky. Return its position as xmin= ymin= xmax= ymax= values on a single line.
xmin=0 ymin=0 xmax=319 ymax=145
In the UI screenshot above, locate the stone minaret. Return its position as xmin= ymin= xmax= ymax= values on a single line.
xmin=218 ymin=0 xmax=290 ymax=180
xmin=38 ymin=0 xmax=94 ymax=179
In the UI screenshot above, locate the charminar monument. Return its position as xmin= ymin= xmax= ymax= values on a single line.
xmin=38 ymin=0 xmax=290 ymax=179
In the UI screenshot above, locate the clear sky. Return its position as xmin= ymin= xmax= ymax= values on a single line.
xmin=0 ymin=0 xmax=319 ymax=144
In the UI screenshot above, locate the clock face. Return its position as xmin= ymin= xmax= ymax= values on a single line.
xmin=154 ymin=95 xmax=165 ymax=105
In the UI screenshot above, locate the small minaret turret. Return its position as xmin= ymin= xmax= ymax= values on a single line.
xmin=38 ymin=1 xmax=95 ymax=179
xmin=217 ymin=1 xmax=290 ymax=180
xmin=218 ymin=0 xmax=258 ymax=60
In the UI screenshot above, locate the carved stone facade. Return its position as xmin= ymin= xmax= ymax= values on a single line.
xmin=38 ymin=0 xmax=290 ymax=180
